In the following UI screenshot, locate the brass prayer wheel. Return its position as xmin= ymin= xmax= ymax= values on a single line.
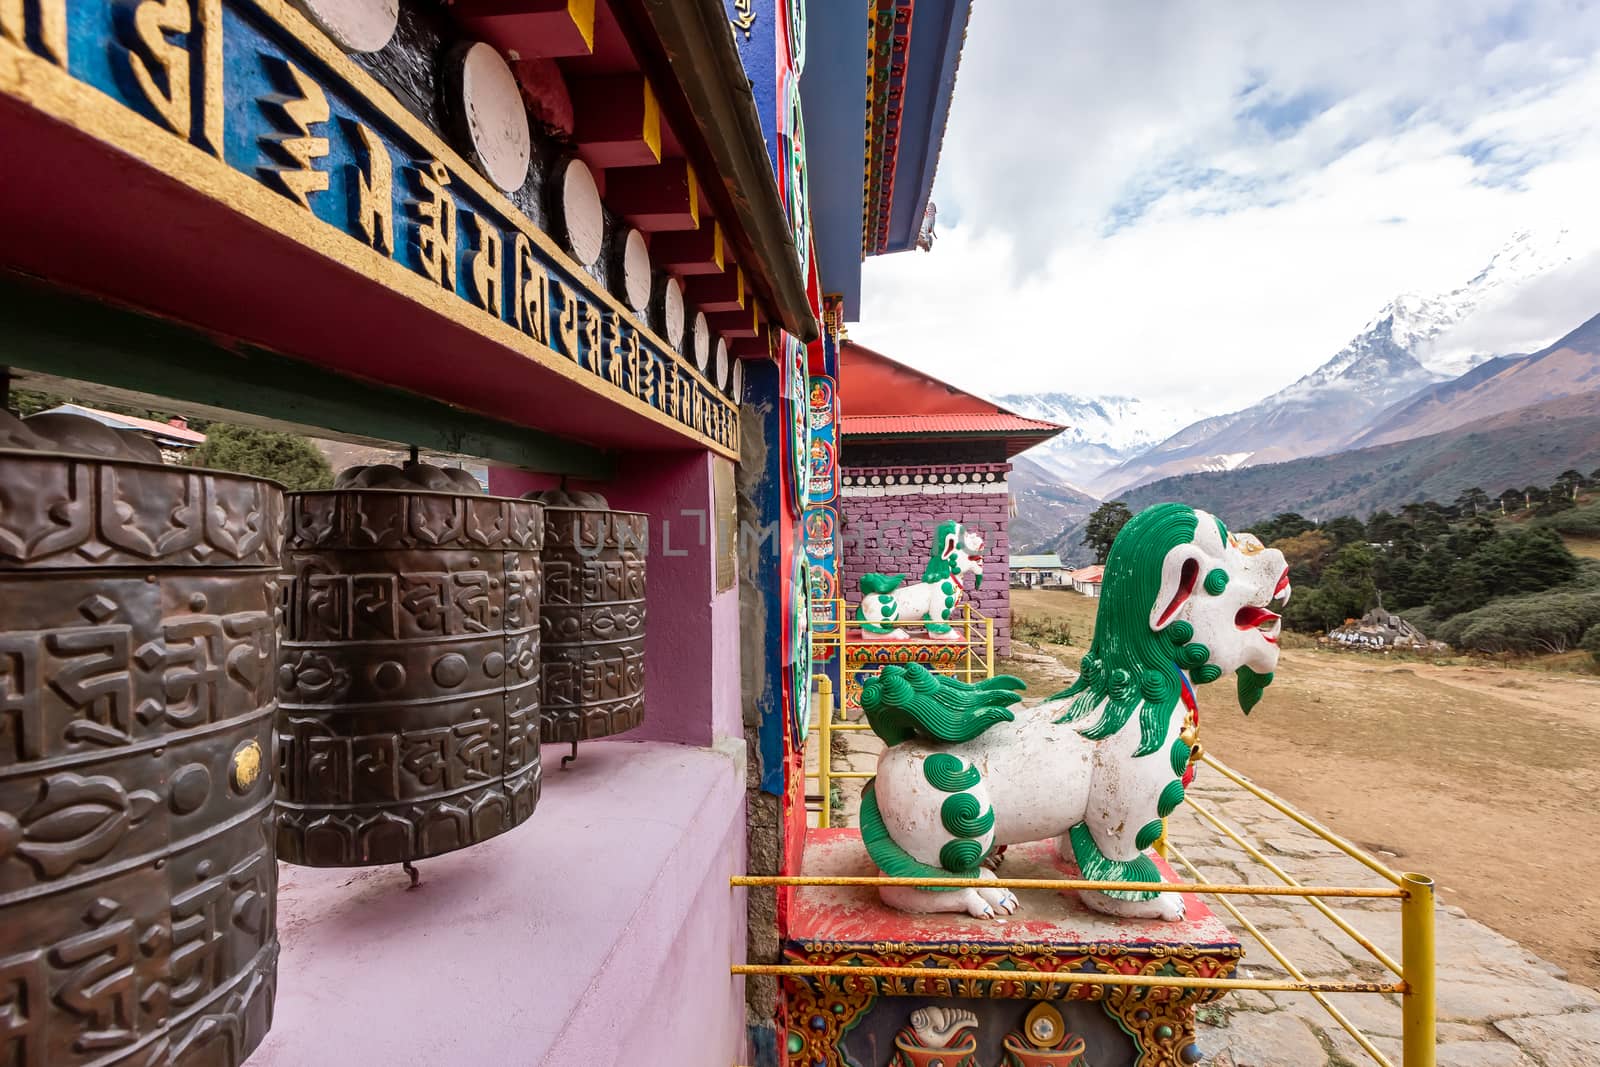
xmin=0 ymin=410 xmax=281 ymax=1067
xmin=530 ymin=491 xmax=647 ymax=756
xmin=276 ymin=463 xmax=544 ymax=866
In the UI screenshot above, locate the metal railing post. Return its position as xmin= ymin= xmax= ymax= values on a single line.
xmin=1401 ymin=872 xmax=1436 ymax=1066
xmin=815 ymin=675 xmax=834 ymax=828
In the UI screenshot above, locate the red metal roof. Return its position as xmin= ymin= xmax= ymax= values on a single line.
xmin=53 ymin=404 xmax=208 ymax=444
xmin=840 ymin=413 xmax=1064 ymax=436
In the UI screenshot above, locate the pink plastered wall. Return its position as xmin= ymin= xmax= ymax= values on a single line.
xmin=491 ymin=450 xmax=742 ymax=746
xmin=839 ymin=477 xmax=1012 ymax=657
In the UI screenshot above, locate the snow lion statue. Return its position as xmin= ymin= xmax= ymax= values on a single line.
xmin=858 ymin=502 xmax=1289 ymax=921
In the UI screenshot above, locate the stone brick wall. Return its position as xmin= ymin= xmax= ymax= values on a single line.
xmin=838 ymin=463 xmax=1012 ymax=657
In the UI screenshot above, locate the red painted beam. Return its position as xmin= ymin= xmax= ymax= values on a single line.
xmin=570 ymin=74 xmax=661 ymax=170
xmin=654 ymin=220 xmax=724 ymax=276
xmin=687 ymin=266 xmax=744 ymax=313
xmin=604 ymin=158 xmax=699 ymax=232
xmin=709 ymin=303 xmax=760 ymax=340
xmin=453 ymin=0 xmax=596 ymax=60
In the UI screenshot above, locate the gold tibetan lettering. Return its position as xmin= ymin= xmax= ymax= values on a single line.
xmin=637 ymin=352 xmax=658 ymax=407
xmin=3 ymin=0 xmax=67 ymax=66
xmin=662 ymin=360 xmax=679 ymax=419
xmin=512 ymin=235 xmax=549 ymax=343
xmin=197 ymin=0 xmax=221 ymax=154
xmin=582 ymin=302 xmax=603 ymax=375
xmin=411 ymin=160 xmax=457 ymax=290
xmin=260 ymin=60 xmax=330 ymax=209
xmin=604 ymin=315 xmax=625 ymax=389
xmin=351 ymin=122 xmax=394 ymax=255
xmin=468 ymin=213 xmax=503 ymax=317
xmin=129 ymin=0 xmax=192 ymax=137
xmin=553 ymin=279 xmax=580 ymax=359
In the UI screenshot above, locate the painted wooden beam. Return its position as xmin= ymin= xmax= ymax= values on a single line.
xmin=653 ymin=220 xmax=725 ymax=275
xmin=453 ymin=0 xmax=596 ymax=60
xmin=0 ymin=275 xmax=611 ymax=477
xmin=708 ymin=302 xmax=760 ymax=340
xmin=604 ymin=158 xmax=700 ymax=231
xmin=570 ymin=74 xmax=662 ymax=169
xmin=686 ymin=265 xmax=744 ymax=312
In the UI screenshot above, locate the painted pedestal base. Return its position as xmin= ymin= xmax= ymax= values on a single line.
xmin=784 ymin=831 xmax=1242 ymax=1067
xmin=839 ymin=635 xmax=984 ymax=711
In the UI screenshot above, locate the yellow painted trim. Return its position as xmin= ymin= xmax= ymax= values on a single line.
xmin=0 ymin=5 xmax=738 ymax=458
xmin=641 ymin=77 xmax=662 ymax=163
xmin=712 ymin=221 xmax=725 ymax=271
xmin=685 ymin=161 xmax=700 ymax=228
xmin=568 ymin=0 xmax=595 ymax=53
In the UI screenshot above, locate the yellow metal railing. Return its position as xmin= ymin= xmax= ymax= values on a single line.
xmin=742 ymin=752 xmax=1438 ymax=1066
xmin=805 ymin=600 xmax=997 ymax=828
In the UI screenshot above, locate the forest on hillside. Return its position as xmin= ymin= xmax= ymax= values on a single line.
xmin=1242 ymin=475 xmax=1600 ymax=657
xmin=1080 ymin=469 xmax=1600 ymax=659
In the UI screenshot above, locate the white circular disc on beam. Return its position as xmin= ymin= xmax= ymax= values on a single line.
xmin=455 ymin=43 xmax=530 ymax=194
xmin=557 ymin=157 xmax=605 ymax=268
xmin=661 ymin=276 xmax=686 ymax=348
xmin=692 ymin=312 xmax=710 ymax=374
xmin=620 ymin=229 xmax=651 ymax=314
xmin=715 ymin=337 xmax=730 ymax=391
xmin=730 ymin=359 xmax=745 ymax=403
xmin=291 ymin=0 xmax=397 ymax=53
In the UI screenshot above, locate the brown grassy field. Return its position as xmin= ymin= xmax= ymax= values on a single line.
xmin=1007 ymin=587 xmax=1600 ymax=988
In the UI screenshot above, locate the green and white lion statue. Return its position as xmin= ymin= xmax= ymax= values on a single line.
xmin=858 ymin=503 xmax=1289 ymax=921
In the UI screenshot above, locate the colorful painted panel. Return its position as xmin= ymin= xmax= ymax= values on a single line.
xmin=0 ymin=0 xmax=738 ymax=456
xmin=783 ymin=335 xmax=811 ymax=515
xmin=803 ymin=505 xmax=839 ymax=638
xmin=806 ymin=375 xmax=839 ymax=505
xmin=788 ymin=549 xmax=811 ymax=741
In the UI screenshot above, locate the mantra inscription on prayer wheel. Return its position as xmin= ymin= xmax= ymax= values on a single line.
xmin=276 ymin=464 xmax=544 ymax=866
xmin=532 ymin=492 xmax=647 ymax=747
xmin=0 ymin=411 xmax=281 ymax=1067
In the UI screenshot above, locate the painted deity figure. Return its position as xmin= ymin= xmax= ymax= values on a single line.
xmin=858 ymin=503 xmax=1289 ymax=920
xmin=856 ymin=520 xmax=984 ymax=640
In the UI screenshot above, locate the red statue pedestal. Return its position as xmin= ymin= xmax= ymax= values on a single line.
xmin=783 ymin=830 xmax=1242 ymax=1066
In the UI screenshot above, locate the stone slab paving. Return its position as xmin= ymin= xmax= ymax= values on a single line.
xmin=805 ymin=648 xmax=1600 ymax=1066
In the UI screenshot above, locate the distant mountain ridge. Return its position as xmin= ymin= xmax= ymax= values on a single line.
xmin=1351 ymin=312 xmax=1600 ymax=447
xmin=1094 ymin=230 xmax=1589 ymax=496
xmin=1113 ymin=390 xmax=1600 ymax=527
xmin=993 ymin=392 xmax=1204 ymax=492
xmin=1008 ymin=454 xmax=1099 ymax=553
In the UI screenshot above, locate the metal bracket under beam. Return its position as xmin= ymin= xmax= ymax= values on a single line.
xmin=0 ymin=273 xmax=613 ymax=478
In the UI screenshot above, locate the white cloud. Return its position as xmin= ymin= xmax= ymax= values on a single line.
xmin=849 ymin=0 xmax=1600 ymax=414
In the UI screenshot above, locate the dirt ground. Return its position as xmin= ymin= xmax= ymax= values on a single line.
xmin=1008 ymin=587 xmax=1600 ymax=989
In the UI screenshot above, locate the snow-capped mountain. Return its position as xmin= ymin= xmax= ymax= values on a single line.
xmin=1093 ymin=230 xmax=1589 ymax=496
xmin=990 ymin=393 xmax=1208 ymax=492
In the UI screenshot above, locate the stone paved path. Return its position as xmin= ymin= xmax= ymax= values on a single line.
xmin=807 ymin=648 xmax=1600 ymax=1067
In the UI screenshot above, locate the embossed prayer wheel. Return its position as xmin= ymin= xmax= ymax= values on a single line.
xmin=276 ymin=463 xmax=544 ymax=866
xmin=0 ymin=410 xmax=281 ymax=1067
xmin=530 ymin=491 xmax=647 ymax=756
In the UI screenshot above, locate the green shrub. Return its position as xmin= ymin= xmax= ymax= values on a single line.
xmin=1436 ymin=570 xmax=1600 ymax=653
xmin=1582 ymin=624 xmax=1600 ymax=666
xmin=191 ymin=423 xmax=334 ymax=491
xmin=1535 ymin=500 xmax=1600 ymax=538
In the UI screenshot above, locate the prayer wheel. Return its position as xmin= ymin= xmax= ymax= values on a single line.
xmin=0 ymin=410 xmax=281 ymax=1066
xmin=276 ymin=463 xmax=544 ymax=866
xmin=530 ymin=491 xmax=647 ymax=760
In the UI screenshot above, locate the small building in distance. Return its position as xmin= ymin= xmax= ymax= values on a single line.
xmin=1069 ymin=564 xmax=1105 ymax=597
xmin=837 ymin=340 xmax=1067 ymax=657
xmin=1011 ymin=553 xmax=1068 ymax=588
xmin=39 ymin=403 xmax=205 ymax=463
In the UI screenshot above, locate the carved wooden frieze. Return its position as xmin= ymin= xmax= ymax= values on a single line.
xmin=0 ymin=428 xmax=282 ymax=1067
xmin=276 ymin=476 xmax=545 ymax=866
xmin=533 ymin=497 xmax=647 ymax=746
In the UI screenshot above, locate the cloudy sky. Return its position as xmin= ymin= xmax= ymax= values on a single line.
xmin=848 ymin=0 xmax=1600 ymax=414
